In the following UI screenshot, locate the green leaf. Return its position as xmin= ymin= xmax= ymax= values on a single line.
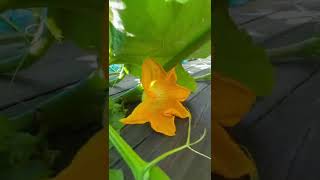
xmin=147 ymin=166 xmax=170 ymax=180
xmin=109 ymin=99 xmax=125 ymax=133
xmin=109 ymin=169 xmax=124 ymax=180
xmin=47 ymin=8 xmax=103 ymax=51
xmin=187 ymin=40 xmax=211 ymax=59
xmin=110 ymin=0 xmax=211 ymax=71
xmin=0 ymin=116 xmax=15 ymax=138
xmin=8 ymin=133 xmax=38 ymax=165
xmin=176 ymin=63 xmax=197 ymax=92
xmin=212 ymin=1 xmax=274 ymax=96
xmin=0 ymin=160 xmax=51 ymax=180
xmin=108 ymin=98 xmax=126 ymax=150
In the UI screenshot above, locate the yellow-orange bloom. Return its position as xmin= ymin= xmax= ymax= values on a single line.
xmin=121 ymin=59 xmax=191 ymax=136
xmin=213 ymin=72 xmax=257 ymax=178
xmin=54 ymin=128 xmax=107 ymax=180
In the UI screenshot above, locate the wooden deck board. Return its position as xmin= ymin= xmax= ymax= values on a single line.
xmin=227 ymin=1 xmax=320 ymax=180
xmin=0 ymin=42 xmax=95 ymax=110
xmin=234 ymin=67 xmax=320 ymax=180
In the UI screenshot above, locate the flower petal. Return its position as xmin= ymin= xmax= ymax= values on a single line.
xmin=121 ymin=103 xmax=149 ymax=124
xmin=153 ymin=81 xmax=190 ymax=101
xmin=142 ymin=59 xmax=166 ymax=90
xmin=169 ymin=84 xmax=191 ymax=101
xmin=150 ymin=114 xmax=176 ymax=136
xmin=163 ymin=100 xmax=190 ymax=119
xmin=213 ymin=73 xmax=255 ymax=127
xmin=213 ymin=121 xmax=255 ymax=178
xmin=54 ymin=128 xmax=107 ymax=180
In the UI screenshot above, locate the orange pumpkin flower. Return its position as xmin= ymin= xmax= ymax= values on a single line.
xmin=53 ymin=128 xmax=107 ymax=180
xmin=213 ymin=72 xmax=257 ymax=178
xmin=121 ymin=59 xmax=191 ymax=136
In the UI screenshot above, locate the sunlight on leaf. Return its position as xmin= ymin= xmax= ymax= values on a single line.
xmin=110 ymin=0 xmax=211 ymax=72
xmin=175 ymin=63 xmax=197 ymax=92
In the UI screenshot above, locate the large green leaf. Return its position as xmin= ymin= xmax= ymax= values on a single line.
xmin=213 ymin=0 xmax=274 ymax=96
xmin=110 ymin=0 xmax=211 ymax=69
xmin=187 ymin=41 xmax=211 ymax=59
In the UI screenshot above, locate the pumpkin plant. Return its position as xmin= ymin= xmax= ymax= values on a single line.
xmin=109 ymin=0 xmax=211 ymax=179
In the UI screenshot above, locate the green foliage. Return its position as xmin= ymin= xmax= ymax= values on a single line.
xmin=187 ymin=41 xmax=211 ymax=59
xmin=109 ymin=99 xmax=125 ymax=132
xmin=176 ymin=63 xmax=197 ymax=92
xmin=109 ymin=0 xmax=211 ymax=90
xmin=146 ymin=167 xmax=170 ymax=180
xmin=108 ymin=99 xmax=126 ymax=150
xmin=213 ymin=1 xmax=274 ymax=96
xmin=109 ymin=169 xmax=124 ymax=180
xmin=47 ymin=8 xmax=103 ymax=51
xmin=0 ymin=117 xmax=51 ymax=180
xmin=0 ymin=160 xmax=51 ymax=180
xmin=298 ymin=37 xmax=320 ymax=57
xmin=109 ymin=125 xmax=171 ymax=180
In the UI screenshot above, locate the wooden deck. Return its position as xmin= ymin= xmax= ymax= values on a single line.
xmin=218 ymin=0 xmax=320 ymax=180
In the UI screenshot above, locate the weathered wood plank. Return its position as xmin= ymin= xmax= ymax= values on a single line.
xmin=236 ymin=63 xmax=320 ymax=129
xmin=234 ymin=67 xmax=320 ymax=180
xmin=227 ymin=1 xmax=320 ymax=180
xmin=237 ymin=0 xmax=320 ymax=44
xmin=232 ymin=5 xmax=320 ymax=128
xmin=230 ymin=0 xmax=282 ymax=25
xmin=0 ymin=41 xmax=95 ymax=109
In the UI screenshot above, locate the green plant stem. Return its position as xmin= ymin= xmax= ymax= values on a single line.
xmin=143 ymin=115 xmax=210 ymax=176
xmin=164 ymin=28 xmax=211 ymax=70
xmin=109 ymin=125 xmax=147 ymax=179
xmin=267 ymin=37 xmax=320 ymax=63
xmin=109 ymin=66 xmax=127 ymax=86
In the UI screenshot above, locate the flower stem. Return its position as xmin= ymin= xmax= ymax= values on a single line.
xmin=143 ymin=114 xmax=210 ymax=175
xmin=267 ymin=37 xmax=320 ymax=63
xmin=109 ymin=125 xmax=147 ymax=179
